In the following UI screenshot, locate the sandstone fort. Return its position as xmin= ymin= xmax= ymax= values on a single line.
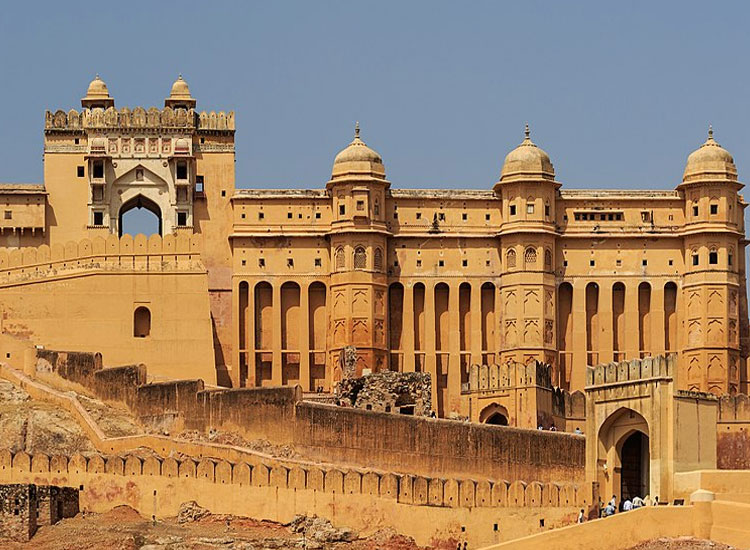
xmin=0 ymin=76 xmax=749 ymax=549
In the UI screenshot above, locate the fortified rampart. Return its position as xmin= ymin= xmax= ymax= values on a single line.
xmin=0 ymin=234 xmax=216 ymax=382
xmin=0 ymin=447 xmax=584 ymax=547
xmin=20 ymin=348 xmax=587 ymax=485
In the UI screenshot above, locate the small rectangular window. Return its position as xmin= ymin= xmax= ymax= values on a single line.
xmin=287 ymin=258 xmax=294 ymax=268
xmin=176 ymin=162 xmax=187 ymax=180
xmin=642 ymin=259 xmax=648 ymax=266
xmin=287 ymin=212 xmax=293 ymax=219
xmin=668 ymin=259 xmax=674 ymax=266
xmin=728 ymin=254 xmax=733 ymax=266
xmin=135 ymin=168 xmax=144 ymax=181
xmin=416 ymin=259 xmax=422 ymax=267
xmin=438 ymin=212 xmax=445 ymax=221
xmin=710 ymin=204 xmax=718 ymax=215
xmin=315 ymin=212 xmax=321 ymax=219
xmin=510 ymin=205 xmax=517 ymax=216
xmin=241 ymin=259 xmax=246 ymax=266
xmin=196 ymin=175 xmax=204 ymax=193
xmin=93 ymin=161 xmax=104 ymax=179
xmin=77 ymin=166 xmax=85 ymax=178
xmin=259 ymin=258 xmax=265 ymax=268
xmin=462 ymin=259 xmax=468 ymax=267
xmin=393 ymin=212 xmax=398 ymax=219
xmin=93 ymin=211 xmax=103 ymax=226
xmin=527 ymin=203 xmax=534 ymax=214
xmin=241 ymin=213 xmax=246 ymax=219
xmin=314 ymin=258 xmax=322 ymax=267
xmin=258 ymin=212 xmax=265 ymax=220
xmin=339 ymin=204 xmax=346 ymax=216
xmin=692 ymin=254 xmax=699 ymax=266
xmin=709 ymin=251 xmax=718 ymax=265
xmin=589 ymin=259 xmax=595 ymax=267
xmin=616 ymin=259 xmax=622 ymax=267
xmin=485 ymin=213 xmax=491 ymax=221
xmin=3 ymin=211 xmax=11 ymax=220
xmin=462 ymin=213 xmax=468 ymax=221
xmin=438 ymin=260 xmax=445 ymax=267
xmin=221 ymin=190 xmax=226 ymax=197
xmin=356 ymin=200 xmax=365 ymax=211
xmin=641 ymin=211 xmax=650 ymax=222
xmin=545 ymin=205 xmax=550 ymax=216
xmin=693 ymin=205 xmax=699 ymax=216
xmin=486 ymin=259 xmax=491 ymax=267
xmin=416 ymin=212 xmax=422 ymax=220
xmin=563 ymin=260 xmax=568 ymax=267
xmin=177 ymin=212 xmax=187 ymax=226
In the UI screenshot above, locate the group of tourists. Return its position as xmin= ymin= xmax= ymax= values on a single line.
xmin=575 ymin=494 xmax=655 ymax=523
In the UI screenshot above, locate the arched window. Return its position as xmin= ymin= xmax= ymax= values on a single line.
xmin=374 ymin=199 xmax=380 ymax=217
xmin=335 ymin=247 xmax=345 ymax=271
xmin=525 ymin=247 xmax=537 ymax=266
xmin=354 ymin=246 xmax=367 ymax=270
xmin=709 ymin=247 xmax=718 ymax=265
xmin=506 ymin=249 xmax=516 ymax=268
xmin=134 ymin=306 xmax=151 ymax=338
xmin=374 ymin=247 xmax=383 ymax=272
xmin=544 ymin=249 xmax=552 ymax=270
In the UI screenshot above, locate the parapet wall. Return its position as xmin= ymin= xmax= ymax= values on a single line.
xmin=586 ymin=354 xmax=675 ymax=387
xmin=0 ymin=233 xmax=204 ymax=286
xmin=0 ymin=448 xmax=587 ymax=511
xmin=0 ymin=447 xmax=585 ymax=548
xmin=45 ymin=106 xmax=235 ymax=132
xmin=294 ymin=402 xmax=585 ymax=483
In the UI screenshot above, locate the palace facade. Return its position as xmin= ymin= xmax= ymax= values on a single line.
xmin=1 ymin=76 xmax=747 ymax=421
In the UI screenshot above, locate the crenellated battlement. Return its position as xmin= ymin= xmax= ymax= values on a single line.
xmin=465 ymin=360 xmax=557 ymax=393
xmin=44 ymin=107 xmax=235 ymax=133
xmin=585 ymin=354 xmax=676 ymax=388
xmin=0 ymin=447 xmax=586 ymax=511
xmin=0 ymin=233 xmax=204 ymax=286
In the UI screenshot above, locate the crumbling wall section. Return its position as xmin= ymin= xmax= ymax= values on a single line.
xmin=337 ymin=371 xmax=432 ymax=416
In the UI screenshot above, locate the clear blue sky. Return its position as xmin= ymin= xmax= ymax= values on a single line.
xmin=1 ymin=2 xmax=749 ymax=193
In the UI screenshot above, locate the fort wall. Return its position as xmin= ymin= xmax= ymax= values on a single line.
xmin=716 ymin=394 xmax=750 ymax=469
xmin=27 ymin=351 xmax=586 ymax=483
xmin=0 ymin=447 xmax=585 ymax=547
xmin=0 ymin=234 xmax=217 ymax=382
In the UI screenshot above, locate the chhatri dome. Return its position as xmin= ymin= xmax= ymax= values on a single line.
xmin=333 ymin=122 xmax=383 ymax=165
xmin=328 ymin=123 xmax=387 ymax=186
xmin=165 ymin=75 xmax=197 ymax=109
xmin=81 ymin=74 xmax=114 ymax=109
xmin=498 ymin=124 xmax=555 ymax=183
xmin=682 ymin=126 xmax=737 ymax=184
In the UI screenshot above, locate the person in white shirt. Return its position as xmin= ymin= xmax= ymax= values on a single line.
xmin=632 ymin=496 xmax=644 ymax=508
xmin=577 ymin=509 xmax=585 ymax=523
xmin=622 ymin=499 xmax=633 ymax=511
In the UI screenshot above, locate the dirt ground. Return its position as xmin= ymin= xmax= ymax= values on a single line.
xmin=626 ymin=537 xmax=738 ymax=549
xmin=3 ymin=505 xmax=426 ymax=550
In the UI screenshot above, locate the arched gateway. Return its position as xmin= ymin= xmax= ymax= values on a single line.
xmin=584 ymin=355 xmax=718 ymax=508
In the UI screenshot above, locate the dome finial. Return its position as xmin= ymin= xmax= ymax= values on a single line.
xmin=355 ymin=121 xmax=360 ymax=139
xmin=708 ymin=124 xmax=713 ymax=139
xmin=525 ymin=123 xmax=530 ymax=140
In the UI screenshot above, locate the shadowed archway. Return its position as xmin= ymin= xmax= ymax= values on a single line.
xmin=119 ymin=194 xmax=162 ymax=237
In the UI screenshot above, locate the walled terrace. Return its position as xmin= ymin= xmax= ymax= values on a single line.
xmin=0 ymin=349 xmax=592 ymax=546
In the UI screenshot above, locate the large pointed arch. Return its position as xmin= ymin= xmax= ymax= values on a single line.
xmin=119 ymin=194 xmax=162 ymax=237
